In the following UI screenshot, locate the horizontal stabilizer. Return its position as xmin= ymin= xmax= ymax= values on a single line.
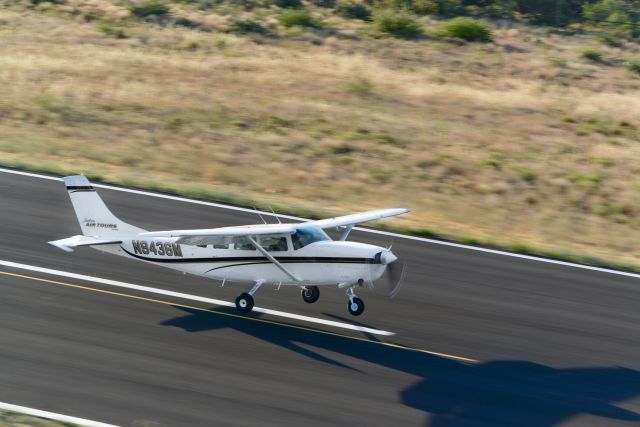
xmin=49 ymin=235 xmax=122 ymax=252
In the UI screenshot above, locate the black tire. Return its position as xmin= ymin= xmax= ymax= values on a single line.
xmin=347 ymin=297 xmax=365 ymax=316
xmin=235 ymin=293 xmax=254 ymax=313
xmin=301 ymin=286 xmax=320 ymax=304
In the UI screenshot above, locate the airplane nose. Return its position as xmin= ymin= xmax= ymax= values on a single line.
xmin=380 ymin=250 xmax=397 ymax=265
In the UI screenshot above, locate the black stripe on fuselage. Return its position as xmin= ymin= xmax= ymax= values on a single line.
xmin=120 ymin=247 xmax=377 ymax=265
xmin=67 ymin=185 xmax=95 ymax=193
xmin=205 ymin=261 xmax=271 ymax=274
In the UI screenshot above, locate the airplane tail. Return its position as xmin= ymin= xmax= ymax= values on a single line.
xmin=62 ymin=175 xmax=146 ymax=238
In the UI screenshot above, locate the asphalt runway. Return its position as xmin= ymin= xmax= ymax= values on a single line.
xmin=0 ymin=170 xmax=639 ymax=427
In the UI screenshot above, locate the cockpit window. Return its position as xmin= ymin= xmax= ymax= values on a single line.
xmin=291 ymin=226 xmax=330 ymax=250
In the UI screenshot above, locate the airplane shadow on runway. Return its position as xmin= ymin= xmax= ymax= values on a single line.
xmin=161 ymin=306 xmax=640 ymax=427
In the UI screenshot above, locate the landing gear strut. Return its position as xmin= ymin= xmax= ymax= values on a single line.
xmin=301 ymin=286 xmax=320 ymax=304
xmin=235 ymin=281 xmax=263 ymax=313
xmin=346 ymin=287 xmax=365 ymax=316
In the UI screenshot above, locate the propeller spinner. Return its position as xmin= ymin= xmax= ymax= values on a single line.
xmin=368 ymin=249 xmax=407 ymax=298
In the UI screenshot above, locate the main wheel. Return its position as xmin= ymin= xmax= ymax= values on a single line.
xmin=301 ymin=286 xmax=320 ymax=304
xmin=235 ymin=293 xmax=254 ymax=313
xmin=347 ymin=297 xmax=365 ymax=316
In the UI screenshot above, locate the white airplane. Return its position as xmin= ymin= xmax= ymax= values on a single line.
xmin=49 ymin=176 xmax=409 ymax=316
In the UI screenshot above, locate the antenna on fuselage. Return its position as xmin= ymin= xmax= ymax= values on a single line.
xmin=253 ymin=207 xmax=268 ymax=224
xmin=269 ymin=206 xmax=282 ymax=224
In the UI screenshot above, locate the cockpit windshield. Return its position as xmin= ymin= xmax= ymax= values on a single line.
xmin=291 ymin=226 xmax=330 ymax=250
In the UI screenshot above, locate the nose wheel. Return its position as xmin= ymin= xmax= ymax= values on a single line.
xmin=346 ymin=287 xmax=365 ymax=316
xmin=301 ymin=286 xmax=320 ymax=304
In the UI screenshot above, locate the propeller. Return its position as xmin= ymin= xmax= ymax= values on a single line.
xmin=384 ymin=259 xmax=407 ymax=298
xmin=366 ymin=248 xmax=407 ymax=298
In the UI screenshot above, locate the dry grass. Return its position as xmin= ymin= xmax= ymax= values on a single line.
xmin=0 ymin=408 xmax=80 ymax=426
xmin=1 ymin=5 xmax=640 ymax=266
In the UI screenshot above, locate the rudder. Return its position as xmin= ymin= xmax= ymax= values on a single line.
xmin=63 ymin=175 xmax=145 ymax=237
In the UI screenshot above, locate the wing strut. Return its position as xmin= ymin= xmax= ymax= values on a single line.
xmin=339 ymin=225 xmax=353 ymax=241
xmin=247 ymin=237 xmax=302 ymax=282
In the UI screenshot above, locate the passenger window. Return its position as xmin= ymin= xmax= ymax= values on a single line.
xmin=232 ymin=236 xmax=255 ymax=251
xmin=259 ymin=235 xmax=288 ymax=252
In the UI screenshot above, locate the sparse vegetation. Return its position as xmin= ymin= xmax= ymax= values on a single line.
xmin=597 ymin=33 xmax=622 ymax=47
xmin=628 ymin=58 xmax=640 ymax=74
xmin=2 ymin=1 xmax=640 ymax=270
xmin=345 ymin=77 xmax=374 ymax=95
xmin=549 ymin=57 xmax=567 ymax=67
xmin=97 ymin=22 xmax=127 ymax=38
xmin=0 ymin=409 xmax=82 ymax=426
xmin=372 ymin=9 xmax=421 ymax=38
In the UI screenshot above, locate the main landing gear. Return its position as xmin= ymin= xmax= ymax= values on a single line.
xmin=346 ymin=287 xmax=365 ymax=316
xmin=301 ymin=286 xmax=320 ymax=304
xmin=234 ymin=282 xmax=365 ymax=316
xmin=235 ymin=281 xmax=263 ymax=313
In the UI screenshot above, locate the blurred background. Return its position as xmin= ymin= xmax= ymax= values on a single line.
xmin=1 ymin=0 xmax=639 ymax=267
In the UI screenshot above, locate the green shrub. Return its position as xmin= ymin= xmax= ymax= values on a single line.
xmin=411 ymin=0 xmax=438 ymax=15
xmin=310 ymin=0 xmax=335 ymax=7
xmin=482 ymin=0 xmax=517 ymax=19
xmin=517 ymin=0 xmax=573 ymax=26
xmin=627 ymin=58 xmax=640 ymax=74
xmin=272 ymin=0 xmax=302 ymax=8
xmin=130 ymin=0 xmax=170 ymax=17
xmin=279 ymin=9 xmax=321 ymax=27
xmin=583 ymin=0 xmax=638 ymax=37
xmin=437 ymin=17 xmax=492 ymax=42
xmin=580 ymin=47 xmax=603 ymax=62
xmin=335 ymin=0 xmax=371 ymax=20
xmin=230 ymin=19 xmax=267 ymax=34
xmin=583 ymin=0 xmax=623 ymax=22
xmin=435 ymin=0 xmax=462 ymax=16
xmin=373 ymin=9 xmax=422 ymax=38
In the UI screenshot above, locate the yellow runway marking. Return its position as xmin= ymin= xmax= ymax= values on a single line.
xmin=0 ymin=270 xmax=478 ymax=363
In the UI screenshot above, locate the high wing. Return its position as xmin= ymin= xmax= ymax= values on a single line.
xmin=49 ymin=235 xmax=122 ymax=252
xmin=142 ymin=208 xmax=409 ymax=244
xmin=312 ymin=208 xmax=410 ymax=229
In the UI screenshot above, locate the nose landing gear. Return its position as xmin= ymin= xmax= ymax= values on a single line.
xmin=346 ymin=287 xmax=365 ymax=316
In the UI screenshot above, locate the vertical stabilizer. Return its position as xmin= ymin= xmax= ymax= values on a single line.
xmin=63 ymin=176 xmax=145 ymax=237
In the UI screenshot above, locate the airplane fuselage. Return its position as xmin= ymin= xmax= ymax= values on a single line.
xmin=99 ymin=237 xmax=387 ymax=286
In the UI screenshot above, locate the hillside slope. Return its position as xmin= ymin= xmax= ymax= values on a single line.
xmin=1 ymin=1 xmax=640 ymax=267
